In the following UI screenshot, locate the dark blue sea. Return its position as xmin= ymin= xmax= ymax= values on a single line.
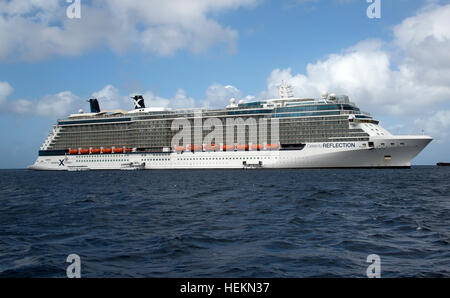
xmin=1 ymin=167 xmax=449 ymax=278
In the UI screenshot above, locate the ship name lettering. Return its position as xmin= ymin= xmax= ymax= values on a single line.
xmin=323 ymin=142 xmax=356 ymax=149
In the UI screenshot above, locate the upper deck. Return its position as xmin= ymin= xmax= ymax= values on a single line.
xmin=57 ymin=94 xmax=372 ymax=127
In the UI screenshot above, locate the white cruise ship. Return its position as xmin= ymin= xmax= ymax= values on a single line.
xmin=29 ymin=83 xmax=432 ymax=170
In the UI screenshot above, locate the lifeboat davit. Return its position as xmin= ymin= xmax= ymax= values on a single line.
xmin=190 ymin=144 xmax=203 ymax=152
xmin=205 ymin=144 xmax=219 ymax=151
xmin=266 ymin=144 xmax=279 ymax=150
xmin=102 ymin=148 xmax=112 ymax=154
xmin=251 ymin=144 xmax=262 ymax=150
xmin=174 ymin=146 xmax=186 ymax=152
xmin=113 ymin=148 xmax=124 ymax=153
xmin=80 ymin=149 xmax=89 ymax=154
xmin=90 ymin=148 xmax=100 ymax=154
xmin=222 ymin=145 xmax=235 ymax=151
xmin=69 ymin=149 xmax=78 ymax=155
xmin=236 ymin=144 xmax=249 ymax=151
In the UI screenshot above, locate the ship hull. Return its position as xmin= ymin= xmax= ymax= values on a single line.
xmin=28 ymin=136 xmax=432 ymax=171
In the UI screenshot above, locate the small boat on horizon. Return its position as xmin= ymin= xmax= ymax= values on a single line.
xmin=437 ymin=162 xmax=450 ymax=166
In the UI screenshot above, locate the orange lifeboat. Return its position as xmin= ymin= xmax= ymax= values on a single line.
xmin=174 ymin=146 xmax=186 ymax=152
xmin=125 ymin=147 xmax=133 ymax=152
xmin=102 ymin=148 xmax=112 ymax=154
xmin=251 ymin=144 xmax=262 ymax=151
xmin=222 ymin=145 xmax=235 ymax=151
xmin=236 ymin=144 xmax=249 ymax=151
xmin=266 ymin=144 xmax=280 ymax=150
xmin=90 ymin=148 xmax=101 ymax=154
xmin=113 ymin=148 xmax=124 ymax=153
xmin=190 ymin=144 xmax=203 ymax=152
xmin=80 ymin=149 xmax=89 ymax=154
xmin=69 ymin=149 xmax=78 ymax=155
xmin=205 ymin=144 xmax=219 ymax=151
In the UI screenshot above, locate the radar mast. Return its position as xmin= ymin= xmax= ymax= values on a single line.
xmin=278 ymin=81 xmax=294 ymax=99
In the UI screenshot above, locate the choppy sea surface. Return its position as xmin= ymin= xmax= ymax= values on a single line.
xmin=0 ymin=167 xmax=449 ymax=278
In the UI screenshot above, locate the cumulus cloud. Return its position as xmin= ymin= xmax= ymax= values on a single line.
xmin=81 ymin=86 xmax=198 ymax=113
xmin=91 ymin=85 xmax=128 ymax=111
xmin=259 ymin=4 xmax=450 ymax=117
xmin=0 ymin=81 xmax=13 ymax=106
xmin=416 ymin=110 xmax=450 ymax=142
xmin=2 ymin=79 xmax=247 ymax=116
xmin=202 ymin=84 xmax=242 ymax=108
xmin=90 ymin=85 xmax=197 ymax=111
xmin=0 ymin=82 xmax=113 ymax=116
xmin=169 ymin=89 xmax=196 ymax=109
xmin=9 ymin=91 xmax=81 ymax=117
xmin=0 ymin=0 xmax=258 ymax=61
xmin=393 ymin=4 xmax=450 ymax=86
xmin=1 ymin=82 xmax=202 ymax=117
xmin=139 ymin=89 xmax=196 ymax=109
xmin=2 ymin=3 xmax=450 ymax=128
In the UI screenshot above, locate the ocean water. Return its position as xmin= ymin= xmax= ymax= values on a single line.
xmin=0 ymin=167 xmax=449 ymax=278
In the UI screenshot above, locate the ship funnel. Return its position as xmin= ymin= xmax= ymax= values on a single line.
xmin=88 ymin=98 xmax=101 ymax=113
xmin=132 ymin=95 xmax=146 ymax=109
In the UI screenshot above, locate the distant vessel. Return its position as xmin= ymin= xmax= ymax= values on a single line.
xmin=437 ymin=162 xmax=450 ymax=167
xmin=29 ymin=83 xmax=432 ymax=170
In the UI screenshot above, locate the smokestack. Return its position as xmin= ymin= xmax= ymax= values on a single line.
xmin=132 ymin=95 xmax=145 ymax=109
xmin=88 ymin=98 xmax=101 ymax=113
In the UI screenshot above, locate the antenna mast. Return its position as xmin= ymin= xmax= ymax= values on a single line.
xmin=278 ymin=80 xmax=294 ymax=99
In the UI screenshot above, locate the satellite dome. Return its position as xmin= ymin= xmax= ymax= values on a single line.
xmin=321 ymin=91 xmax=328 ymax=99
xmin=78 ymin=109 xmax=84 ymax=114
xmin=230 ymin=98 xmax=236 ymax=104
xmin=238 ymin=100 xmax=244 ymax=104
xmin=329 ymin=93 xmax=336 ymax=99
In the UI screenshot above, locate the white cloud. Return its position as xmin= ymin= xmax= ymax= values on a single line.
xmin=10 ymin=91 xmax=81 ymax=117
xmin=138 ymin=88 xmax=196 ymax=109
xmin=202 ymin=84 xmax=242 ymax=108
xmin=0 ymin=0 xmax=60 ymax=20
xmin=415 ymin=110 xmax=450 ymax=142
xmin=0 ymin=81 xmax=13 ymax=106
xmin=2 ymin=83 xmax=200 ymax=117
xmin=0 ymin=0 xmax=258 ymax=61
xmin=2 ymin=3 xmax=450 ymax=130
xmin=260 ymin=4 xmax=450 ymax=117
xmin=393 ymin=4 xmax=450 ymax=86
xmin=91 ymin=85 xmax=128 ymax=111
xmin=170 ymin=89 xmax=196 ymax=109
xmin=35 ymin=91 xmax=81 ymax=117
xmin=2 ymin=81 xmax=244 ymax=116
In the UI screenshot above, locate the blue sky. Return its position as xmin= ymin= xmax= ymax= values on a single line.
xmin=1 ymin=0 xmax=449 ymax=168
